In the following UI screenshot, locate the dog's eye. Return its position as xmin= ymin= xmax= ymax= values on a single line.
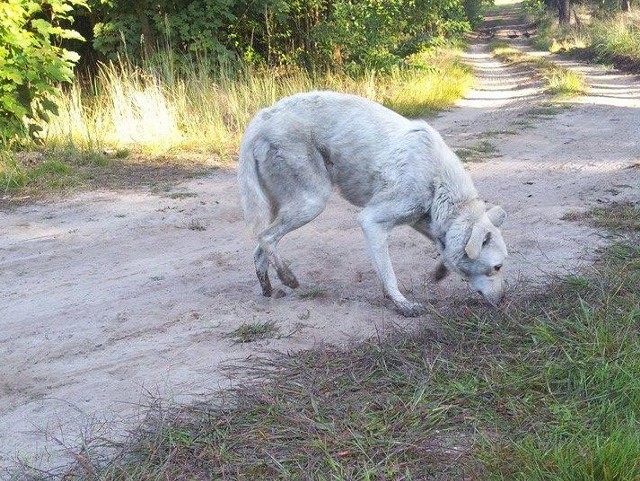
xmin=494 ymin=264 xmax=502 ymax=272
xmin=482 ymin=232 xmax=491 ymax=246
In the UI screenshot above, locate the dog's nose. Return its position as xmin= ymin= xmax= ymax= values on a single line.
xmin=482 ymin=290 xmax=504 ymax=307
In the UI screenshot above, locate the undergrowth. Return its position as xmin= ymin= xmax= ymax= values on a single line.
xmin=532 ymin=10 xmax=640 ymax=71
xmin=1 ymin=46 xmax=471 ymax=200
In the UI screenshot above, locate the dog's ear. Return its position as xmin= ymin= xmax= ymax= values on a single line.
xmin=465 ymin=222 xmax=488 ymax=260
xmin=486 ymin=205 xmax=506 ymax=227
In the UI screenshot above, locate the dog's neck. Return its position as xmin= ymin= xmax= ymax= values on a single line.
xmin=428 ymin=184 xmax=483 ymax=247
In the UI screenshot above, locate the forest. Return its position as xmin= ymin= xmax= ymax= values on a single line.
xmin=0 ymin=0 xmax=486 ymax=147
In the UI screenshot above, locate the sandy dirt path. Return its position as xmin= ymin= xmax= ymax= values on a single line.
xmin=1 ymin=18 xmax=639 ymax=473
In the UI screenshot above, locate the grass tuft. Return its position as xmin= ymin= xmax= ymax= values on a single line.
xmin=455 ymin=140 xmax=500 ymax=162
xmin=563 ymin=202 xmax=640 ymax=232
xmin=491 ymin=43 xmax=587 ymax=97
xmin=225 ymin=321 xmax=280 ymax=343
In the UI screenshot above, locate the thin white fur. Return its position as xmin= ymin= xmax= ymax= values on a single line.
xmin=237 ymin=91 xmax=508 ymax=315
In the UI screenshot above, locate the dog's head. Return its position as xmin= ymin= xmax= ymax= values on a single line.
xmin=438 ymin=205 xmax=508 ymax=305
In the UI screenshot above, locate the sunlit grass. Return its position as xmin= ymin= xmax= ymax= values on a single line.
xmin=534 ymin=10 xmax=640 ymax=68
xmin=0 ymin=150 xmax=27 ymax=190
xmin=491 ymin=42 xmax=587 ymax=96
xmin=43 ymin=47 xmax=472 ymax=161
xmin=382 ymin=49 xmax=473 ymax=116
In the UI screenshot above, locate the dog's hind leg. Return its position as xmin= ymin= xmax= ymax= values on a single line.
xmin=358 ymin=203 xmax=424 ymax=317
xmin=254 ymin=244 xmax=273 ymax=296
xmin=253 ymin=142 xmax=331 ymax=293
xmin=257 ymin=198 xmax=328 ymax=290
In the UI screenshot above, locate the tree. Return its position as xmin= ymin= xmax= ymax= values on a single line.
xmin=557 ymin=0 xmax=571 ymax=24
xmin=0 ymin=0 xmax=86 ymax=144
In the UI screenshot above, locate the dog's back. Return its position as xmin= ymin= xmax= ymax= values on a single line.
xmin=239 ymin=91 xmax=456 ymax=213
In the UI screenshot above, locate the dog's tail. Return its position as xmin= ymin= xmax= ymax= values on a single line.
xmin=237 ymin=134 xmax=273 ymax=235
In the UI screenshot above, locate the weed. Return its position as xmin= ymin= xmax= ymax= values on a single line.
xmin=563 ymin=202 xmax=640 ymax=232
xmin=225 ymin=321 xmax=280 ymax=343
xmin=525 ymin=102 xmax=571 ymax=118
xmin=479 ymin=129 xmax=518 ymax=138
xmin=456 ymin=140 xmax=500 ymax=162
xmin=299 ymin=288 xmax=328 ymax=299
xmin=167 ymin=192 xmax=198 ymax=199
xmin=187 ymin=219 xmax=206 ymax=231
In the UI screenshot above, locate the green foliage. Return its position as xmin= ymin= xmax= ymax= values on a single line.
xmin=522 ymin=0 xmax=547 ymax=17
xmin=86 ymin=0 xmax=485 ymax=72
xmin=91 ymin=0 xmax=236 ymax=62
xmin=0 ymin=0 xmax=86 ymax=144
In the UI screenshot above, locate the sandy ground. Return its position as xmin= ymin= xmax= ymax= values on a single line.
xmin=1 ymin=27 xmax=639 ymax=473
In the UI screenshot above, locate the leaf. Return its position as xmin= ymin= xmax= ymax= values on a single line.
xmin=0 ymin=67 xmax=24 ymax=84
xmin=41 ymin=98 xmax=60 ymax=117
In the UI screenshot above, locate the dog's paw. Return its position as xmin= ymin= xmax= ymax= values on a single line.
xmin=396 ymin=301 xmax=425 ymax=317
xmin=276 ymin=265 xmax=299 ymax=289
xmin=433 ymin=262 xmax=449 ymax=282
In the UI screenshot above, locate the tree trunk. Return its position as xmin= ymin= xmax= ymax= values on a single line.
xmin=558 ymin=0 xmax=571 ymax=25
xmin=621 ymin=0 xmax=631 ymax=11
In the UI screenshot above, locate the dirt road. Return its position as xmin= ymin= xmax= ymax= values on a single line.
xmin=1 ymin=20 xmax=639 ymax=473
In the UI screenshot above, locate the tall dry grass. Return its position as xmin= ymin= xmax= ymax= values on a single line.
xmin=43 ymin=48 xmax=472 ymax=160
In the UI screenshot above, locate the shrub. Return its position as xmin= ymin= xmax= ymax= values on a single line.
xmin=0 ymin=0 xmax=86 ymax=144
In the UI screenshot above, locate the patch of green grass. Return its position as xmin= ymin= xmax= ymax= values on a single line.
xmin=456 ymin=140 xmax=500 ymax=162
xmin=479 ymin=129 xmax=518 ymax=138
xmin=298 ymin=287 xmax=328 ymax=300
xmin=524 ymin=102 xmax=571 ymax=119
xmin=0 ymin=146 xmax=212 ymax=205
xmin=0 ymin=146 xmax=116 ymax=202
xmin=563 ymin=202 xmax=640 ymax=232
xmin=166 ymin=191 xmax=198 ymax=199
xmin=225 ymin=321 xmax=280 ymax=343
xmin=0 ymin=148 xmax=99 ymax=195
xmin=0 ymin=151 xmax=28 ymax=189
xmin=544 ymin=68 xmax=587 ymax=96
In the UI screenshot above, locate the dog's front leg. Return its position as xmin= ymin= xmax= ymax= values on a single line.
xmin=358 ymin=208 xmax=424 ymax=317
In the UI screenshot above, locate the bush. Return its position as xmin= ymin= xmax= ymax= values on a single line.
xmin=84 ymin=0 xmax=484 ymax=72
xmin=0 ymin=0 xmax=86 ymax=145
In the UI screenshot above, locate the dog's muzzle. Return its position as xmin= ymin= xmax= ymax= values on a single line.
xmin=471 ymin=274 xmax=505 ymax=306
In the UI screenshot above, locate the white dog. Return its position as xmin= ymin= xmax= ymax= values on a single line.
xmin=238 ymin=91 xmax=507 ymax=316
